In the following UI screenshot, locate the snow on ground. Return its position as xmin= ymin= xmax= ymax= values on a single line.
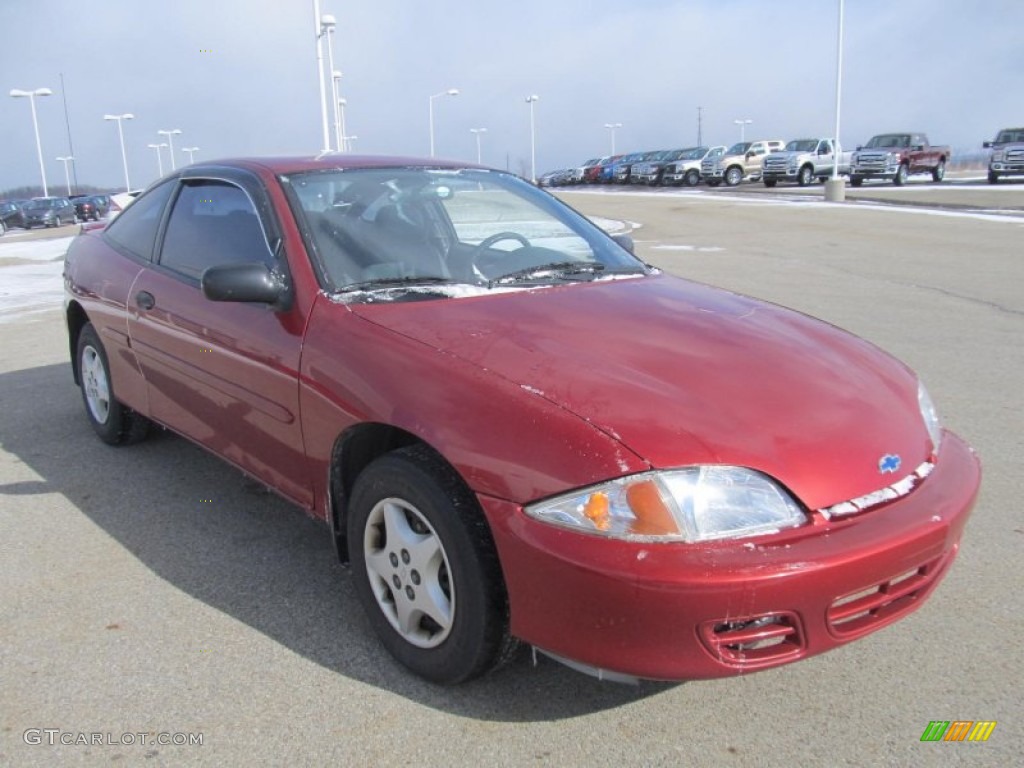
xmin=0 ymin=236 xmax=72 ymax=323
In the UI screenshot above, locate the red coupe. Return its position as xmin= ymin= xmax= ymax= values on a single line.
xmin=63 ymin=155 xmax=980 ymax=684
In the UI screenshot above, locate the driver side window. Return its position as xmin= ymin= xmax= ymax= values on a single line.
xmin=159 ymin=180 xmax=273 ymax=281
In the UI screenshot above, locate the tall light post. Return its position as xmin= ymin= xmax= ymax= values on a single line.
xmin=182 ymin=146 xmax=199 ymax=164
xmin=56 ymin=156 xmax=75 ymax=196
xmin=469 ymin=128 xmax=487 ymax=164
xmin=157 ymin=129 xmax=182 ymax=171
xmin=311 ymin=0 xmax=330 ymax=151
xmin=10 ymin=88 xmax=53 ymax=196
xmin=147 ymin=143 xmax=167 ymax=176
xmin=338 ymin=98 xmax=349 ymax=152
xmin=525 ymin=94 xmax=540 ymax=183
xmin=331 ymin=70 xmax=344 ymax=151
xmin=733 ymin=118 xmax=753 ymax=143
xmin=604 ymin=122 xmax=622 ymax=155
xmin=104 ymin=113 xmax=134 ymax=192
xmin=429 ymin=88 xmax=459 ymax=157
xmin=826 ymin=0 xmax=847 ymax=201
xmin=321 ymin=13 xmax=342 ymax=152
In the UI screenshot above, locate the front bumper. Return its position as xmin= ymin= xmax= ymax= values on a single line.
xmin=480 ymin=432 xmax=980 ymax=681
xmin=989 ymin=162 xmax=1024 ymax=175
xmin=851 ymin=165 xmax=899 ymax=179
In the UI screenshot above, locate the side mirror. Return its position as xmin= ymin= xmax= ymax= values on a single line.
xmin=612 ymin=233 xmax=635 ymax=254
xmin=202 ymin=262 xmax=288 ymax=306
xmin=745 ymin=151 xmax=754 ymax=160
xmin=913 ymin=145 xmax=924 ymax=152
xmin=983 ymin=141 xmax=992 ymax=149
xmin=856 ymin=145 xmax=863 ymax=151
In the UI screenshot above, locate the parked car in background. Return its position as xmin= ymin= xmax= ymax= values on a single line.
xmin=21 ymin=197 xmax=77 ymax=228
xmin=89 ymin=194 xmax=113 ymax=216
xmin=983 ymin=127 xmax=1024 ymax=184
xmin=72 ymin=196 xmax=101 ymax=222
xmin=0 ymin=201 xmax=26 ymax=230
xmin=572 ymin=158 xmax=602 ymax=184
xmin=702 ymin=140 xmax=785 ymax=187
xmin=63 ymin=154 xmax=980 ymax=686
xmin=762 ymin=138 xmax=852 ymax=187
xmin=611 ymin=151 xmax=649 ymax=184
xmin=850 ymin=133 xmax=950 ymax=186
xmin=593 ymin=155 xmax=622 ymax=183
xmin=632 ymin=149 xmax=686 ymax=186
xmin=663 ymin=146 xmax=727 ymax=187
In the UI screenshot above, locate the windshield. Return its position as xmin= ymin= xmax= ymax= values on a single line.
xmin=995 ymin=129 xmax=1024 ymax=144
xmin=282 ymin=168 xmax=647 ymax=299
xmin=865 ymin=135 xmax=910 ymax=149
xmin=677 ymin=147 xmax=707 ymax=160
xmin=725 ymin=142 xmax=752 ymax=156
xmin=25 ymin=199 xmax=60 ymax=210
xmin=785 ymin=139 xmax=820 ymax=152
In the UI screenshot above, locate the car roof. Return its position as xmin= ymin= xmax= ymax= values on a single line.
xmin=185 ymin=154 xmax=484 ymax=177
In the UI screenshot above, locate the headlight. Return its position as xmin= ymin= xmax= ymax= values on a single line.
xmin=887 ymin=152 xmax=899 ymax=164
xmin=993 ymin=151 xmax=1006 ymax=162
xmin=917 ymin=381 xmax=942 ymax=456
xmin=525 ymin=467 xmax=807 ymax=542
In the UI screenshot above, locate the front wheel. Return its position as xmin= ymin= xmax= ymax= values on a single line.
xmin=988 ymin=171 xmax=999 ymax=185
xmin=798 ymin=165 xmax=814 ymax=186
xmin=850 ymin=176 xmax=863 ymax=187
xmin=763 ymin=178 xmax=777 ymax=188
xmin=347 ymin=446 xmax=515 ymax=684
xmin=894 ymin=164 xmax=908 ymax=186
xmin=932 ymin=160 xmax=946 ymax=183
xmin=724 ymin=166 xmax=743 ymax=187
xmin=684 ymin=169 xmax=700 ymax=187
xmin=77 ymin=323 xmax=150 ymax=445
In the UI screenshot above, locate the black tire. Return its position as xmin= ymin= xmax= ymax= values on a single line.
xmin=932 ymin=160 xmax=946 ymax=183
xmin=347 ymin=445 xmax=516 ymax=684
xmin=798 ymin=165 xmax=814 ymax=187
xmin=763 ymin=178 xmax=777 ymax=188
xmin=76 ymin=323 xmax=150 ymax=445
xmin=850 ymin=176 xmax=863 ymax=187
xmin=724 ymin=166 xmax=743 ymax=187
xmin=684 ymin=169 xmax=700 ymax=187
xmin=894 ymin=164 xmax=908 ymax=186
xmin=988 ymin=171 xmax=999 ymax=185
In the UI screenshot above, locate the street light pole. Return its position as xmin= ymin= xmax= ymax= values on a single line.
xmin=157 ymin=129 xmax=182 ymax=171
xmin=733 ymin=118 xmax=753 ymax=143
xmin=10 ymin=88 xmax=53 ymax=196
xmin=832 ymin=0 xmax=845 ymax=183
xmin=321 ymin=13 xmax=343 ymax=152
xmin=469 ymin=128 xmax=487 ymax=164
xmin=182 ymin=146 xmax=199 ymax=164
xmin=147 ymin=143 xmax=167 ymax=176
xmin=338 ymin=98 xmax=349 ymax=152
xmin=311 ymin=0 xmax=331 ymax=152
xmin=429 ymin=88 xmax=459 ymax=158
xmin=104 ymin=113 xmax=135 ymax=192
xmin=604 ymin=122 xmax=622 ymax=154
xmin=56 ymin=156 xmax=75 ymax=196
xmin=526 ymin=94 xmax=539 ymax=182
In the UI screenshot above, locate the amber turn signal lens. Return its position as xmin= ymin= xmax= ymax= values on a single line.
xmin=626 ymin=481 xmax=677 ymax=535
xmin=583 ymin=492 xmax=610 ymax=530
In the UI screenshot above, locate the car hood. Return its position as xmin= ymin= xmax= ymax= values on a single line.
xmin=351 ymin=275 xmax=931 ymax=510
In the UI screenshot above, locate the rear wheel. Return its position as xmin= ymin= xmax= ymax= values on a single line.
xmin=77 ymin=323 xmax=150 ymax=445
xmin=932 ymin=160 xmax=946 ymax=183
xmin=347 ymin=445 xmax=515 ymax=684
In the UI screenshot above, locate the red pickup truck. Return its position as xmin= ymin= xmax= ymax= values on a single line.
xmin=849 ymin=133 xmax=950 ymax=186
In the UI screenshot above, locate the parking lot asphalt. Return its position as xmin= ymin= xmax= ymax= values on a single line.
xmin=1 ymin=188 xmax=1020 ymax=766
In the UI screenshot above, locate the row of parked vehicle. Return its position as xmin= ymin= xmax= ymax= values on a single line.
xmin=539 ymin=126 xmax=1024 ymax=190
xmin=0 ymin=193 xmax=113 ymax=235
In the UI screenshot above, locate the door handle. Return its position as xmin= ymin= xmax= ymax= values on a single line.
xmin=135 ymin=291 xmax=156 ymax=310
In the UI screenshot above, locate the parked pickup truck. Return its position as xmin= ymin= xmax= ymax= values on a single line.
xmin=762 ymin=138 xmax=851 ymax=187
xmin=849 ymin=133 xmax=950 ymax=186
xmin=701 ymin=140 xmax=785 ymax=187
xmin=983 ymin=127 xmax=1024 ymax=184
xmin=662 ymin=146 xmax=726 ymax=186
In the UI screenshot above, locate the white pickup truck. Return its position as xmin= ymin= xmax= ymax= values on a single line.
xmin=662 ymin=146 xmax=727 ymax=187
xmin=761 ymin=138 xmax=852 ymax=187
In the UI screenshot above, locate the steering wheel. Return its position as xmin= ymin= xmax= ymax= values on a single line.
xmin=473 ymin=231 xmax=532 ymax=275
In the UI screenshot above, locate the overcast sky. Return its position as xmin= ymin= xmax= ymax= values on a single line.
xmin=2 ymin=0 xmax=1022 ymax=193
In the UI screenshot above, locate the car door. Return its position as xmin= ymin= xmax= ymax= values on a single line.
xmin=126 ymin=172 xmax=312 ymax=507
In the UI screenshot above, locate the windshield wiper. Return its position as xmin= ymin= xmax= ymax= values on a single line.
xmin=338 ymin=275 xmax=456 ymax=293
xmin=489 ymin=261 xmax=607 ymax=287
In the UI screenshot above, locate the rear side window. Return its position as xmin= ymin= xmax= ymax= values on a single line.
xmin=159 ymin=180 xmax=273 ymax=281
xmin=104 ymin=182 xmax=175 ymax=261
